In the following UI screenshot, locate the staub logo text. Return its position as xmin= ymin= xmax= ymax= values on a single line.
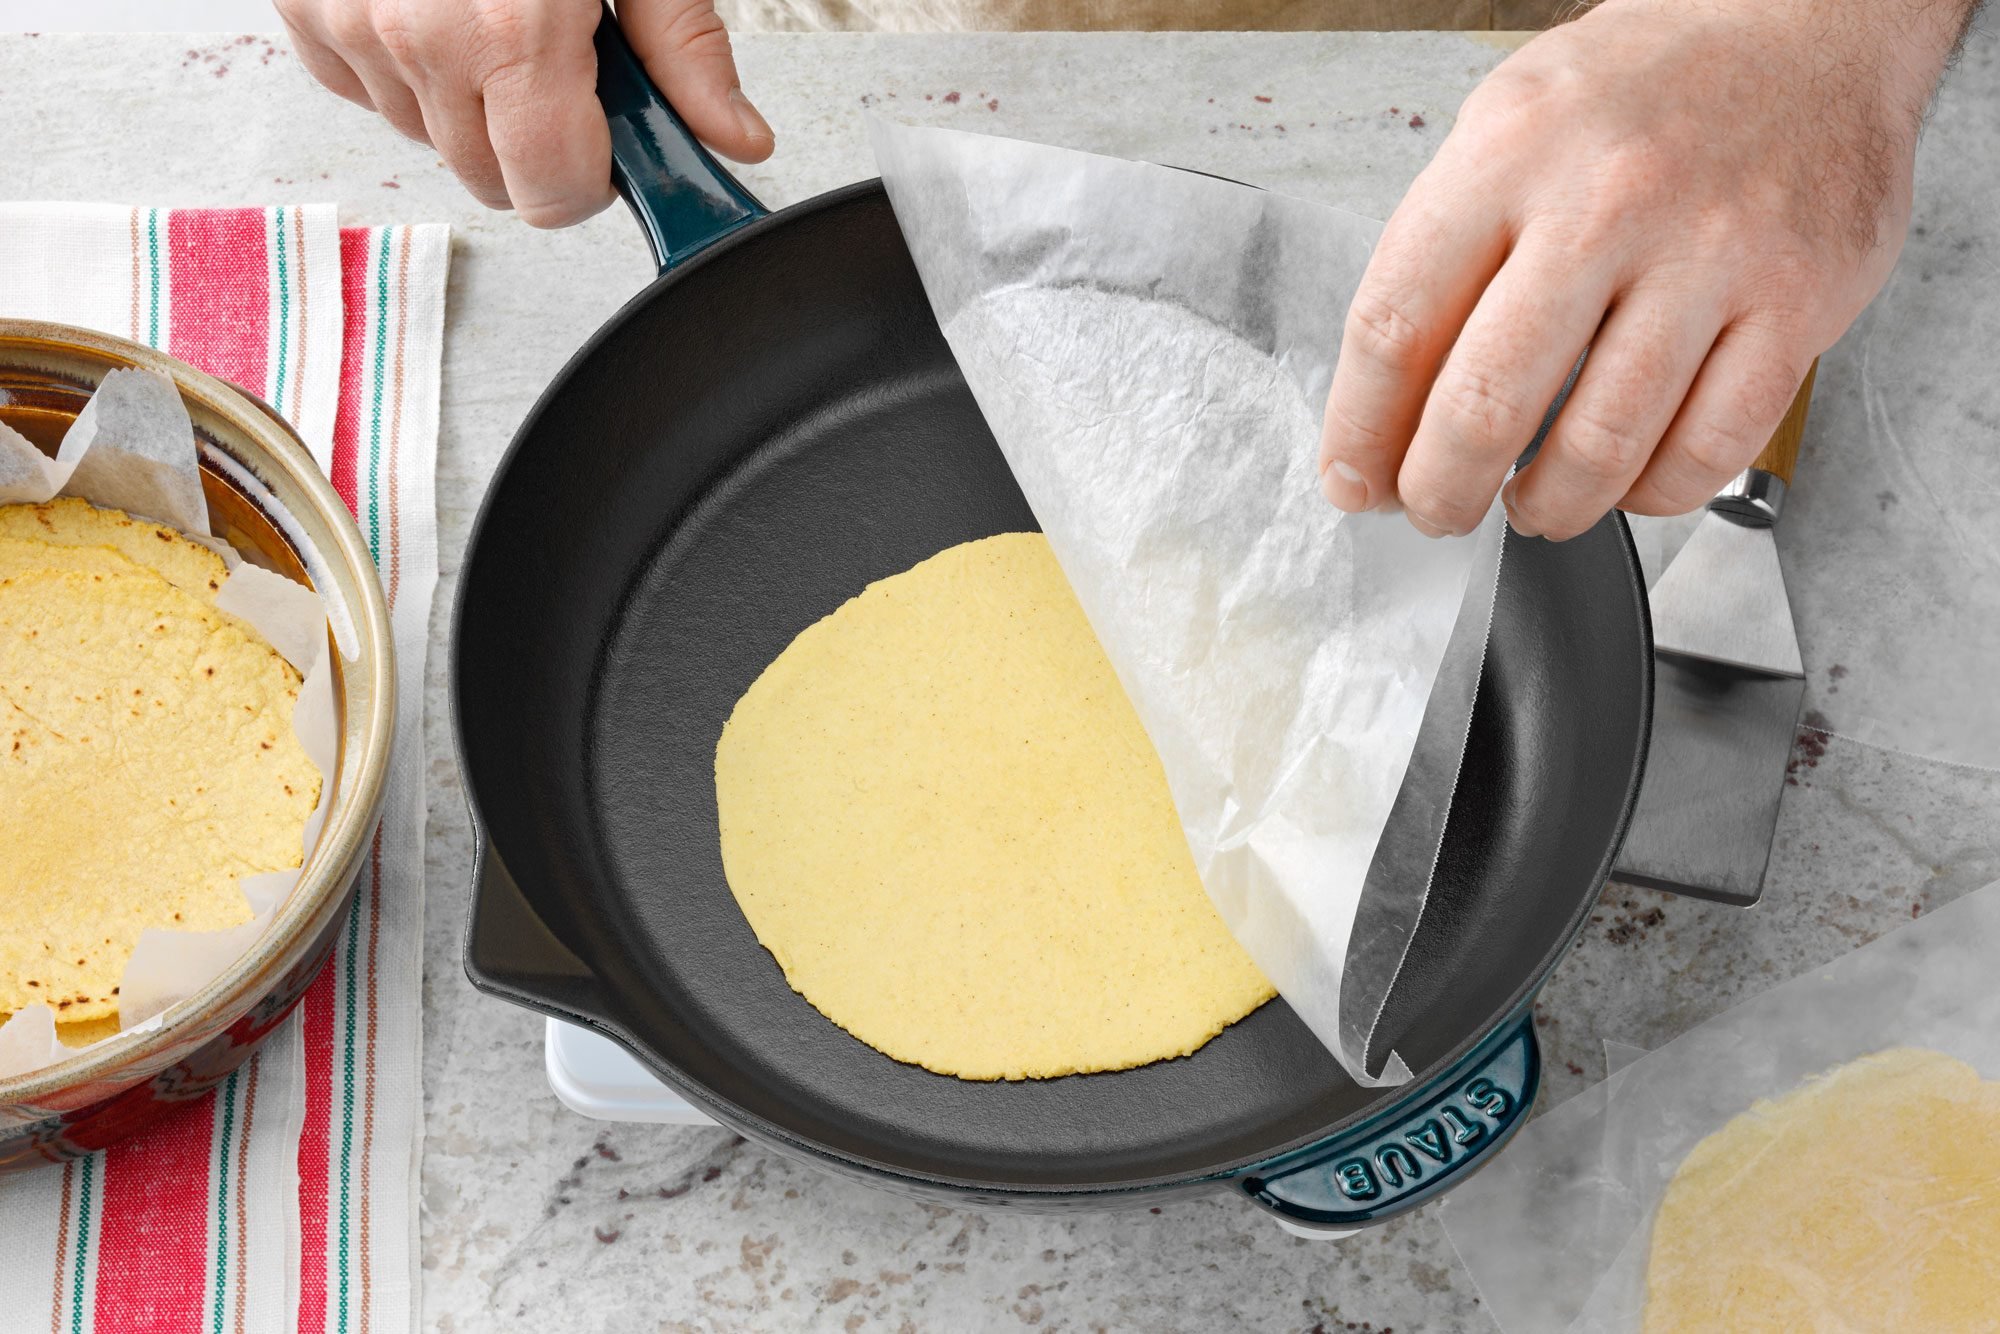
xmin=1328 ymin=1078 xmax=1516 ymax=1201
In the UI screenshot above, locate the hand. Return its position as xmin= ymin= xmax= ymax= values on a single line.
xmin=1317 ymin=0 xmax=1976 ymax=540
xmin=276 ymin=0 xmax=774 ymax=227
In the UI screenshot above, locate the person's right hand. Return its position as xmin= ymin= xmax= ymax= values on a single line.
xmin=1314 ymin=0 xmax=1973 ymax=543
xmin=276 ymin=0 xmax=774 ymax=227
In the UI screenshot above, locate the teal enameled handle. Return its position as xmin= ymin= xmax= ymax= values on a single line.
xmin=593 ymin=3 xmax=767 ymax=273
xmin=1239 ymin=1015 xmax=1539 ymax=1230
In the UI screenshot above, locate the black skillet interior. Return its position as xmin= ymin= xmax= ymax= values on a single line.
xmin=456 ymin=180 xmax=1651 ymax=1193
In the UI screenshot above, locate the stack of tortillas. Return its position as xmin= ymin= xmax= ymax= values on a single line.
xmin=0 ymin=497 xmax=319 ymax=1046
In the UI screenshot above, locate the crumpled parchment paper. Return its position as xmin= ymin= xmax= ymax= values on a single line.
xmin=0 ymin=368 xmax=334 ymax=1078
xmin=870 ymin=121 xmax=1502 ymax=1086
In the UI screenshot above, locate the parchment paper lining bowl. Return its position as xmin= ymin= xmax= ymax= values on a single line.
xmin=0 ymin=320 xmax=392 ymax=1168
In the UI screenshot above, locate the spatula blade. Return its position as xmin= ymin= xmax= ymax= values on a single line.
xmin=1616 ymin=648 xmax=1808 ymax=908
xmin=1646 ymin=511 xmax=1802 ymax=676
xmin=1616 ymin=509 xmax=1805 ymax=904
xmin=1614 ymin=651 xmax=1805 ymax=904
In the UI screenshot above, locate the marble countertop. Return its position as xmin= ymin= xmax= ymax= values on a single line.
xmin=6 ymin=28 xmax=1999 ymax=1332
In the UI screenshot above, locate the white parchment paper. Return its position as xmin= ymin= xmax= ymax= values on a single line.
xmin=870 ymin=122 xmax=1501 ymax=1086
xmin=0 ymin=368 xmax=334 ymax=1076
xmin=1440 ymin=876 xmax=2000 ymax=1333
xmin=0 ymin=420 xmax=69 ymax=503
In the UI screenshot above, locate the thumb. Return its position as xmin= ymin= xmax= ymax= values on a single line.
xmin=619 ymin=0 xmax=775 ymax=164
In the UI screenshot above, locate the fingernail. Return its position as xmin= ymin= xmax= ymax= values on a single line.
xmin=1320 ymin=459 xmax=1371 ymax=511
xmin=731 ymin=88 xmax=774 ymax=146
xmin=1407 ymin=511 xmax=1450 ymax=540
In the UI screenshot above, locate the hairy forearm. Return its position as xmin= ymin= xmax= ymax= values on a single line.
xmin=1576 ymin=0 xmax=1982 ymax=114
xmin=1578 ymin=0 xmax=1977 ymax=253
xmin=1929 ymin=0 xmax=1988 ymax=61
xmin=1864 ymin=0 xmax=1987 ymax=122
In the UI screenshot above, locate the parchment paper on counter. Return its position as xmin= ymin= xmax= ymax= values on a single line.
xmin=1442 ymin=874 xmax=2000 ymax=1333
xmin=871 ymin=120 xmax=1503 ymax=1087
xmin=0 ymin=369 xmax=335 ymax=1079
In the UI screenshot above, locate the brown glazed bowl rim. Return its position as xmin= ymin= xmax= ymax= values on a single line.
xmin=0 ymin=318 xmax=395 ymax=1105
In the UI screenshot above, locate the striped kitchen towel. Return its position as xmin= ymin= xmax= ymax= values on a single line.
xmin=0 ymin=205 xmax=447 ymax=1334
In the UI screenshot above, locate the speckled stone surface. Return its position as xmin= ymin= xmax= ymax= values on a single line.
xmin=4 ymin=28 xmax=1999 ymax=1333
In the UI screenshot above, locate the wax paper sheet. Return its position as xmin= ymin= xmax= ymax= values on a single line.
xmin=1440 ymin=876 xmax=2000 ymax=1332
xmin=870 ymin=121 xmax=1501 ymax=1086
xmin=0 ymin=368 xmax=334 ymax=1076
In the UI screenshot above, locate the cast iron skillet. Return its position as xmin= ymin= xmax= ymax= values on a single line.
xmin=456 ymin=10 xmax=1652 ymax=1231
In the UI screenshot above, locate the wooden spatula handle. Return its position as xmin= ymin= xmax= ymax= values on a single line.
xmin=1750 ymin=359 xmax=1818 ymax=484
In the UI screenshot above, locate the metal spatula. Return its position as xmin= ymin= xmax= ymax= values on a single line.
xmin=1614 ymin=362 xmax=1817 ymax=906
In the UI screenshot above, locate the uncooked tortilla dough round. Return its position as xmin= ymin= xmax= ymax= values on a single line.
xmin=1644 ymin=1047 xmax=2000 ymax=1332
xmin=714 ymin=532 xmax=1274 ymax=1081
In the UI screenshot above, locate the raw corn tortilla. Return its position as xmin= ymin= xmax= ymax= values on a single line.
xmin=1645 ymin=1047 xmax=2000 ymax=1332
xmin=0 ymin=496 xmax=228 ymax=602
xmin=0 ymin=566 xmax=319 ymax=1021
xmin=714 ymin=532 xmax=1275 ymax=1081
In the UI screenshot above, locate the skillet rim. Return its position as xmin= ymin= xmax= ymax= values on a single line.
xmin=452 ymin=176 xmax=1655 ymax=1195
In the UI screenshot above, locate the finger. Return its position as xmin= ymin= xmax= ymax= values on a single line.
xmin=481 ymin=25 xmax=614 ymax=228
xmin=277 ymin=13 xmax=373 ymax=108
xmin=1394 ymin=241 xmax=1617 ymax=537
xmin=1319 ymin=163 xmax=1509 ymax=514
xmin=326 ymin=13 xmax=433 ymax=145
xmin=1620 ymin=322 xmax=1812 ymax=516
xmin=416 ymin=82 xmax=512 ymax=211
xmin=361 ymin=0 xmax=578 ymax=216
xmin=622 ymin=0 xmax=775 ymax=165
xmin=1502 ymin=295 xmax=1718 ymax=541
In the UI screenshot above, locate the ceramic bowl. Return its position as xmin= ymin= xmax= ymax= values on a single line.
xmin=0 ymin=319 xmax=393 ymax=1169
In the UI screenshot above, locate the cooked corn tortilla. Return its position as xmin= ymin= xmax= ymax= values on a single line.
xmin=0 ymin=536 xmax=142 ymax=585
xmin=0 ymin=497 xmax=227 ymax=603
xmin=714 ymin=532 xmax=1274 ymax=1081
xmin=55 ymin=1015 xmax=122 ymax=1049
xmin=0 ymin=566 xmax=319 ymax=1021
xmin=1645 ymin=1047 xmax=2000 ymax=1332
